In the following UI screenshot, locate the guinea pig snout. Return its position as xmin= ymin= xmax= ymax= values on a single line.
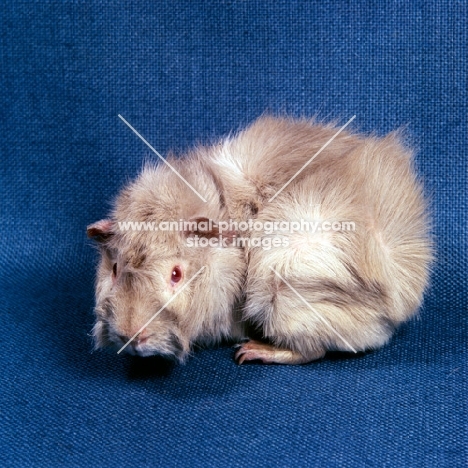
xmin=117 ymin=329 xmax=152 ymax=355
xmin=119 ymin=331 xmax=147 ymax=344
xmin=113 ymin=324 xmax=185 ymax=360
xmin=117 ymin=330 xmax=154 ymax=357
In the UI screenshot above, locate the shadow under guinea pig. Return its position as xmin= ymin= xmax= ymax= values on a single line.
xmin=124 ymin=355 xmax=176 ymax=379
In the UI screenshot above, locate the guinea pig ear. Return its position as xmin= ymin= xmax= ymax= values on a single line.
xmin=184 ymin=217 xmax=237 ymax=242
xmin=87 ymin=219 xmax=114 ymax=242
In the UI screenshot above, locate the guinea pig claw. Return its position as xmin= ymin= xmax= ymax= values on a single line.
xmin=234 ymin=340 xmax=270 ymax=364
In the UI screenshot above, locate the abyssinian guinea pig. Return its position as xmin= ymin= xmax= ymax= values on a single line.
xmin=87 ymin=116 xmax=432 ymax=365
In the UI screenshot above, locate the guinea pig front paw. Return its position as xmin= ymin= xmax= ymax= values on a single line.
xmin=234 ymin=340 xmax=312 ymax=365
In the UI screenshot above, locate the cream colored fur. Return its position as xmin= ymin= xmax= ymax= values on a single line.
xmin=88 ymin=116 xmax=433 ymax=364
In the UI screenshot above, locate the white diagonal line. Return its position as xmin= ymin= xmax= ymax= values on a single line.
xmin=117 ymin=266 xmax=206 ymax=354
xmin=118 ymin=114 xmax=207 ymax=203
xmin=268 ymin=115 xmax=356 ymax=202
xmin=269 ymin=267 xmax=357 ymax=353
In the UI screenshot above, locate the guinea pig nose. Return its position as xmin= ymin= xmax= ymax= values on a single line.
xmin=118 ymin=329 xmax=148 ymax=346
xmin=135 ymin=333 xmax=148 ymax=345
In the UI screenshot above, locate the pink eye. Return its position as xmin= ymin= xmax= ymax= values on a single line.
xmin=171 ymin=266 xmax=183 ymax=285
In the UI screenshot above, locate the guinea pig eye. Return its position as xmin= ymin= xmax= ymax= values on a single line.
xmin=112 ymin=263 xmax=117 ymax=278
xmin=171 ymin=266 xmax=183 ymax=285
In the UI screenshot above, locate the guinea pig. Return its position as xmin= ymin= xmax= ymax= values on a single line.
xmin=87 ymin=116 xmax=433 ymax=365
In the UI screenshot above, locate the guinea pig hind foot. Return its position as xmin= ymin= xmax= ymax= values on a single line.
xmin=234 ymin=340 xmax=324 ymax=365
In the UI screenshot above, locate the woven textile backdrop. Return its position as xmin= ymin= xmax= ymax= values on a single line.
xmin=1 ymin=1 xmax=466 ymax=466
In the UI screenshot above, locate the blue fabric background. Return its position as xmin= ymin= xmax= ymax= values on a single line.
xmin=1 ymin=1 xmax=466 ymax=466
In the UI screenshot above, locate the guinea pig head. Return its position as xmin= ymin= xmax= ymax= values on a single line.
xmin=87 ymin=171 xmax=245 ymax=362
